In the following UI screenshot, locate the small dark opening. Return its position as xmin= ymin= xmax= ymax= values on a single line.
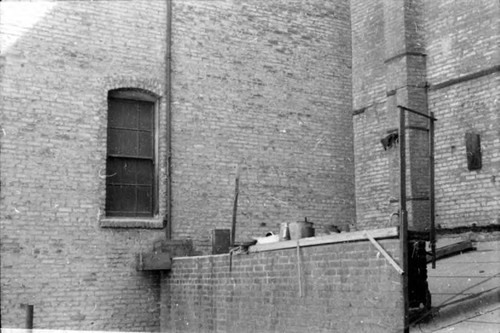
xmin=381 ymin=132 xmax=399 ymax=150
xmin=465 ymin=132 xmax=482 ymax=171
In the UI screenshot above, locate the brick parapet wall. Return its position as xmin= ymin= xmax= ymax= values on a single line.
xmin=1 ymin=1 xmax=166 ymax=330
xmin=170 ymin=0 xmax=355 ymax=252
xmin=161 ymin=239 xmax=404 ymax=333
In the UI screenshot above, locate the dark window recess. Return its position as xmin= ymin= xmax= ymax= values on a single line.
xmin=465 ymin=132 xmax=482 ymax=171
xmin=106 ymin=97 xmax=155 ymax=217
xmin=381 ymin=132 xmax=399 ymax=150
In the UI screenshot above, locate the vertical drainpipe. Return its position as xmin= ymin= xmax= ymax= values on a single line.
xmin=425 ymin=84 xmax=437 ymax=269
xmin=399 ymin=108 xmax=409 ymax=332
xmin=165 ymin=0 xmax=172 ymax=239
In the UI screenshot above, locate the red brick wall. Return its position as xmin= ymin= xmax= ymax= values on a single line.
xmin=161 ymin=239 xmax=404 ymax=333
xmin=170 ymin=0 xmax=355 ymax=251
xmin=0 ymin=1 xmax=167 ymax=330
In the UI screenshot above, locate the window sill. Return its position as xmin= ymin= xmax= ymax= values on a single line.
xmin=100 ymin=217 xmax=165 ymax=229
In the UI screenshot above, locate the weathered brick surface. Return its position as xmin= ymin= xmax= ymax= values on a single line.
xmin=351 ymin=0 xmax=499 ymax=229
xmin=1 ymin=0 xmax=355 ymax=329
xmin=161 ymin=240 xmax=404 ymax=333
xmin=170 ymin=0 xmax=355 ymax=252
xmin=424 ymin=0 xmax=498 ymax=84
xmin=351 ymin=0 xmax=385 ymax=111
xmin=424 ymin=0 xmax=500 ymax=228
xmin=351 ymin=0 xmax=394 ymax=229
xmin=429 ymin=76 xmax=499 ymax=227
xmin=1 ymin=1 xmax=167 ymax=330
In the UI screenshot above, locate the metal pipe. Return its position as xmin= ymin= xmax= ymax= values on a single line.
xmin=397 ymin=105 xmax=437 ymax=121
xmin=429 ymin=111 xmax=436 ymax=268
xmin=399 ymin=106 xmax=409 ymax=332
xmin=165 ymin=0 xmax=172 ymax=239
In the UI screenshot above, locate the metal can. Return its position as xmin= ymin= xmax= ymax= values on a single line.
xmin=279 ymin=222 xmax=290 ymax=241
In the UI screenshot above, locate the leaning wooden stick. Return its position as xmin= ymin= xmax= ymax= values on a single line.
xmin=364 ymin=231 xmax=404 ymax=275
xmin=296 ymin=239 xmax=303 ymax=297
xmin=230 ymin=174 xmax=240 ymax=248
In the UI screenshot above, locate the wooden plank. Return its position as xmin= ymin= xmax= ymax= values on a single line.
xmin=426 ymin=240 xmax=475 ymax=263
xmin=249 ymin=227 xmax=398 ymax=253
xmin=365 ymin=231 xmax=404 ymax=275
xmin=136 ymin=252 xmax=172 ymax=271
xmin=212 ymin=229 xmax=230 ymax=254
xmin=231 ymin=175 xmax=239 ymax=247
xmin=296 ymin=240 xmax=303 ymax=297
xmin=21 ymin=304 xmax=34 ymax=329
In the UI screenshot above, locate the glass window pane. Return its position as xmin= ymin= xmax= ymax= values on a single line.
xmin=106 ymin=157 xmax=121 ymax=183
xmin=108 ymin=99 xmax=138 ymax=129
xmin=108 ymin=129 xmax=138 ymax=156
xmin=106 ymin=185 xmax=136 ymax=215
xmin=107 ymin=157 xmax=137 ymax=185
xmin=136 ymin=159 xmax=154 ymax=185
xmin=136 ymin=185 xmax=153 ymax=216
xmin=138 ymin=131 xmax=153 ymax=158
xmin=138 ymin=101 xmax=154 ymax=131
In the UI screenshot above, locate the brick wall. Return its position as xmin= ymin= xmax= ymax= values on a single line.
xmin=351 ymin=0 xmax=499 ymax=230
xmin=351 ymin=0 xmax=394 ymax=229
xmin=424 ymin=0 xmax=500 ymax=228
xmin=0 ymin=1 xmax=167 ymax=330
xmin=161 ymin=239 xmax=404 ymax=333
xmin=1 ymin=0 xmax=356 ymax=329
xmin=170 ymin=0 xmax=355 ymax=251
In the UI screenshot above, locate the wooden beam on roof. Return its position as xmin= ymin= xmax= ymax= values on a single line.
xmin=249 ymin=227 xmax=398 ymax=253
xmin=426 ymin=240 xmax=475 ymax=263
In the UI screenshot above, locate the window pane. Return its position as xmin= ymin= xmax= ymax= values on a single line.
xmin=138 ymin=131 xmax=153 ymax=158
xmin=136 ymin=159 xmax=154 ymax=185
xmin=136 ymin=186 xmax=153 ymax=216
xmin=108 ymin=99 xmax=138 ymax=129
xmin=138 ymin=101 xmax=154 ymax=130
xmin=108 ymin=128 xmax=138 ymax=156
xmin=107 ymin=157 xmax=137 ymax=185
xmin=106 ymin=185 xmax=136 ymax=215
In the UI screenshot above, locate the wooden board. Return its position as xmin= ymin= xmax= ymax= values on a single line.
xmin=212 ymin=229 xmax=231 ymax=254
xmin=426 ymin=240 xmax=475 ymax=263
xmin=249 ymin=227 xmax=398 ymax=253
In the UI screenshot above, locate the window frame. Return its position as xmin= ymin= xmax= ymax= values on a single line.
xmin=103 ymin=88 xmax=160 ymax=222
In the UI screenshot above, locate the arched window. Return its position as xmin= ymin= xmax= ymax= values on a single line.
xmin=105 ymin=89 xmax=158 ymax=217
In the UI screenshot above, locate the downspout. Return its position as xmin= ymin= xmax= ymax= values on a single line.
xmin=426 ymin=83 xmax=437 ymax=269
xmin=165 ymin=0 xmax=172 ymax=239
